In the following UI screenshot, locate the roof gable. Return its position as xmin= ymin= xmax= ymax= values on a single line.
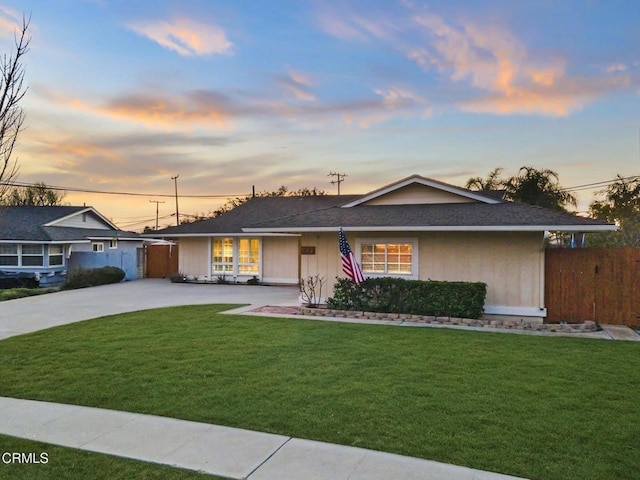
xmin=44 ymin=207 xmax=117 ymax=229
xmin=341 ymin=175 xmax=501 ymax=207
xmin=0 ymin=206 xmax=138 ymax=242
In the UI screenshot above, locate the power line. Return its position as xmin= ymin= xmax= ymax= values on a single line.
xmin=117 ymin=213 xmax=175 ymax=229
xmin=561 ymin=175 xmax=640 ymax=193
xmin=0 ymin=180 xmax=245 ymax=199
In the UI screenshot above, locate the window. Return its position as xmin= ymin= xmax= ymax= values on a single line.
xmin=49 ymin=245 xmax=64 ymax=267
xmin=92 ymin=242 xmax=104 ymax=252
xmin=0 ymin=244 xmax=18 ymax=266
xmin=211 ymin=237 xmax=261 ymax=277
xmin=238 ymin=238 xmax=260 ymax=274
xmin=109 ymin=240 xmax=118 ymax=249
xmin=358 ymin=239 xmax=417 ymax=277
xmin=21 ymin=244 xmax=44 ymax=267
xmin=212 ymin=238 xmax=234 ymax=274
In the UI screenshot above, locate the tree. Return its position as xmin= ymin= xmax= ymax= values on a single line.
xmin=0 ymin=15 xmax=30 ymax=203
xmin=3 ymin=181 xmax=66 ymax=206
xmin=179 ymin=186 xmax=327 ymax=224
xmin=504 ymin=166 xmax=576 ymax=212
xmin=466 ymin=166 xmax=576 ymax=211
xmin=465 ymin=167 xmax=506 ymax=191
xmin=589 ymin=175 xmax=640 ymax=223
xmin=587 ymin=175 xmax=640 ymax=247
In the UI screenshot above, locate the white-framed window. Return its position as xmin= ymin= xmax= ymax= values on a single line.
xmin=109 ymin=240 xmax=118 ymax=249
xmin=21 ymin=244 xmax=44 ymax=267
xmin=211 ymin=237 xmax=261 ymax=277
xmin=92 ymin=242 xmax=104 ymax=252
xmin=49 ymin=245 xmax=64 ymax=267
xmin=356 ymin=238 xmax=418 ymax=279
xmin=212 ymin=237 xmax=234 ymax=274
xmin=238 ymin=238 xmax=260 ymax=275
xmin=0 ymin=244 xmax=18 ymax=266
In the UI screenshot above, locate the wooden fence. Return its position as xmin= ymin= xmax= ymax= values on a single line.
xmin=545 ymin=247 xmax=640 ymax=326
xmin=145 ymin=244 xmax=179 ymax=279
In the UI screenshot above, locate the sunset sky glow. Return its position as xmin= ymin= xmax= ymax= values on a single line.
xmin=3 ymin=0 xmax=639 ymax=230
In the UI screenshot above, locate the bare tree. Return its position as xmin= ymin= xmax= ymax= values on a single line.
xmin=4 ymin=181 xmax=66 ymax=206
xmin=0 ymin=15 xmax=30 ymax=202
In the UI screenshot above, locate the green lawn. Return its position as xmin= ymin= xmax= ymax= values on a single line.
xmin=0 ymin=434 xmax=222 ymax=479
xmin=0 ymin=304 xmax=638 ymax=480
xmin=0 ymin=287 xmax=57 ymax=301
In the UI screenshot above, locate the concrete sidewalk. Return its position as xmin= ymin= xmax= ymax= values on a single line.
xmin=0 ymin=397 xmax=528 ymax=480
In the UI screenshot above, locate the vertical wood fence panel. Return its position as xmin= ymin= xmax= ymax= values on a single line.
xmin=146 ymin=244 xmax=179 ymax=279
xmin=545 ymin=248 xmax=640 ymax=326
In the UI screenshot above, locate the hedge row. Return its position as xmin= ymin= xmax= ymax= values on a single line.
xmin=326 ymin=277 xmax=487 ymax=319
xmin=62 ymin=266 xmax=126 ymax=290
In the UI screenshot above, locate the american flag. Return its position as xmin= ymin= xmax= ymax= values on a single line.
xmin=339 ymin=227 xmax=365 ymax=284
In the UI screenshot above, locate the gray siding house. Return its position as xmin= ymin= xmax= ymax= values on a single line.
xmin=0 ymin=206 xmax=145 ymax=285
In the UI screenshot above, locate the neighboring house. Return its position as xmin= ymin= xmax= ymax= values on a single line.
xmin=151 ymin=175 xmax=616 ymax=321
xmin=0 ymin=206 xmax=145 ymax=285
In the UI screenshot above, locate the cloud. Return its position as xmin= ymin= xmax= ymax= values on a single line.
xmin=605 ymin=63 xmax=629 ymax=74
xmin=315 ymin=5 xmax=638 ymax=117
xmin=128 ymin=17 xmax=232 ymax=56
xmin=315 ymin=3 xmax=398 ymax=42
xmin=374 ymin=87 xmax=427 ymax=109
xmin=37 ymin=87 xmax=240 ymax=129
xmin=276 ymin=68 xmax=317 ymax=101
xmin=408 ymin=11 xmax=634 ymax=116
xmin=0 ymin=6 xmax=25 ymax=38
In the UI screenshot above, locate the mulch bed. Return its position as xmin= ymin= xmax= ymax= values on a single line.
xmin=250 ymin=305 xmax=302 ymax=315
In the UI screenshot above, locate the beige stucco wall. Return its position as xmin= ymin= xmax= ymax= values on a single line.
xmin=300 ymin=231 xmax=545 ymax=311
xmin=170 ymin=236 xmax=299 ymax=284
xmin=364 ymin=184 xmax=476 ymax=205
xmin=262 ymin=236 xmax=299 ymax=284
xmin=176 ymin=237 xmax=209 ymax=278
xmin=418 ymin=232 xmax=543 ymax=308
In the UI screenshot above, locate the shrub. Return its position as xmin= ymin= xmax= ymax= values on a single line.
xmin=62 ymin=267 xmax=126 ymax=290
xmin=327 ymin=277 xmax=487 ymax=319
xmin=247 ymin=276 xmax=260 ymax=285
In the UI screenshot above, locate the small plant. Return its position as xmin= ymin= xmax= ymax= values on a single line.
xmin=300 ymin=275 xmax=325 ymax=308
xmin=169 ymin=271 xmax=187 ymax=283
xmin=247 ymin=276 xmax=260 ymax=285
xmin=216 ymin=274 xmax=230 ymax=284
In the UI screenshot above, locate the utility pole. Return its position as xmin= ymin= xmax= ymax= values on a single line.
xmin=149 ymin=200 xmax=165 ymax=231
xmin=171 ymin=175 xmax=180 ymax=226
xmin=328 ymin=172 xmax=347 ymax=195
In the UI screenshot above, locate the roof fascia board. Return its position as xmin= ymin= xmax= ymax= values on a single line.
xmin=340 ymin=175 xmax=501 ymax=208
xmin=0 ymin=240 xmax=89 ymax=244
xmin=43 ymin=207 xmax=119 ymax=229
xmin=144 ymin=232 xmax=302 ymax=238
xmin=86 ymin=236 xmax=141 ymax=241
xmin=242 ymin=225 xmax=617 ymax=233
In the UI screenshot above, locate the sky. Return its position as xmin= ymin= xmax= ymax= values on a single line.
xmin=1 ymin=0 xmax=639 ymax=231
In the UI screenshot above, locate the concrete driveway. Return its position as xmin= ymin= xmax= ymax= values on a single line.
xmin=0 ymin=279 xmax=300 ymax=340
